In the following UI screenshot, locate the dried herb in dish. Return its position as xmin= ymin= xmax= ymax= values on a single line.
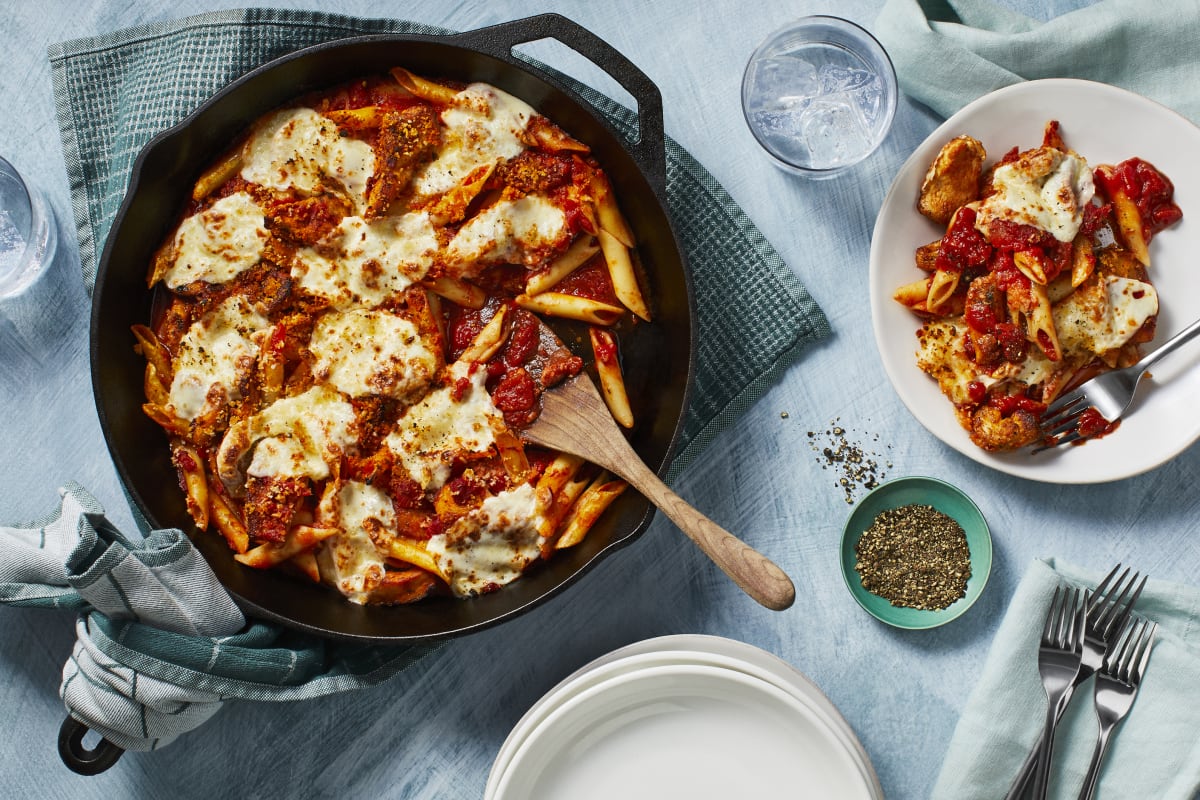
xmin=854 ymin=504 xmax=970 ymax=610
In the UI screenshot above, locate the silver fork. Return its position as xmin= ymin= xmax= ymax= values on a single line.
xmin=1004 ymin=565 xmax=1146 ymax=800
xmin=1034 ymin=317 xmax=1200 ymax=450
xmin=1030 ymin=586 xmax=1085 ymax=800
xmin=1077 ymin=618 xmax=1158 ymax=800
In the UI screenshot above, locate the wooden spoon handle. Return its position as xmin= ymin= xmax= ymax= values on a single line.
xmin=619 ymin=457 xmax=795 ymax=611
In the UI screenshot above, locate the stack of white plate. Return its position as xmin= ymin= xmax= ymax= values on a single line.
xmin=485 ymin=634 xmax=884 ymax=799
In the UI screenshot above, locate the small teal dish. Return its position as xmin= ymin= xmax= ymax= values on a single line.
xmin=840 ymin=476 xmax=992 ymax=629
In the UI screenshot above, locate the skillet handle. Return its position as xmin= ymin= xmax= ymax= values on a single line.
xmin=58 ymin=716 xmax=125 ymax=775
xmin=449 ymin=13 xmax=667 ymax=192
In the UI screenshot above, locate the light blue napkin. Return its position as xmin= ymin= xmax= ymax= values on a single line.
xmin=875 ymin=0 xmax=1200 ymax=124
xmin=932 ymin=559 xmax=1200 ymax=799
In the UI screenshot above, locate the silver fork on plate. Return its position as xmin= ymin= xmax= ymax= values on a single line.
xmin=1034 ymin=317 xmax=1200 ymax=451
xmin=1029 ymin=586 xmax=1085 ymax=800
xmin=1077 ymin=618 xmax=1158 ymax=800
xmin=1004 ymin=566 xmax=1146 ymax=800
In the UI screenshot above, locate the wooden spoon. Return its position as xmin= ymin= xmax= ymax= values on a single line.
xmin=523 ymin=373 xmax=796 ymax=611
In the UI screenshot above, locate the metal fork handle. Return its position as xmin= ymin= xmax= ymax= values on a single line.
xmin=1031 ymin=691 xmax=1069 ymax=800
xmin=1133 ymin=315 xmax=1200 ymax=374
xmin=1077 ymin=726 xmax=1116 ymax=800
xmin=1003 ymin=674 xmax=1090 ymax=800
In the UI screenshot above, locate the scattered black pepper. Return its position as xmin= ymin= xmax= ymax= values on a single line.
xmin=854 ymin=504 xmax=971 ymax=610
xmin=806 ymin=419 xmax=892 ymax=504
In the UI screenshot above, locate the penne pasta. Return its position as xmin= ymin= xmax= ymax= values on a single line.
xmin=526 ymin=236 xmax=599 ymax=296
xmin=590 ymin=327 xmax=634 ymax=429
xmin=142 ymin=402 xmax=187 ymax=437
xmin=387 ymin=537 xmax=448 ymax=583
xmin=288 ymin=550 xmax=321 ymax=583
xmin=389 ymin=66 xmax=459 ymax=105
xmin=590 ymin=171 xmax=634 ymax=246
xmin=925 ymin=269 xmax=960 ymax=314
xmin=1071 ymin=237 xmax=1095 ymax=288
xmin=428 ymin=162 xmax=495 ymax=224
xmin=172 ymin=443 xmax=210 ymax=531
xmin=597 ymin=229 xmax=651 ymax=321
xmin=208 ymin=491 xmax=249 ymax=554
xmin=534 ymin=453 xmax=585 ymax=513
xmin=555 ymin=472 xmax=628 ymax=550
xmin=893 ymin=275 xmax=933 ymax=311
xmin=526 ymin=115 xmax=590 ymax=153
xmin=425 ymin=275 xmax=486 ymax=310
xmin=1025 ymin=280 xmax=1061 ymax=362
xmin=1013 ymin=249 xmax=1052 ymax=285
xmin=362 ymin=568 xmax=439 ymax=605
xmin=234 ymin=525 xmax=339 ymax=569
xmin=458 ymin=304 xmax=509 ymax=363
xmin=515 ymin=292 xmax=623 ymax=326
xmin=191 ymin=147 xmax=243 ymax=201
xmin=144 ymin=363 xmax=170 ymax=408
xmin=493 ymin=428 xmax=531 ymax=483
xmin=324 ymin=106 xmax=385 ymax=129
xmin=132 ymin=324 xmax=173 ymax=382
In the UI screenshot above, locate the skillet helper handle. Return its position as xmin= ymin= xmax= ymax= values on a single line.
xmin=450 ymin=13 xmax=668 ymax=193
xmin=58 ymin=716 xmax=125 ymax=775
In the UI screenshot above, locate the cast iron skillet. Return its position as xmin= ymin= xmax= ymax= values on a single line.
xmin=89 ymin=15 xmax=694 ymax=647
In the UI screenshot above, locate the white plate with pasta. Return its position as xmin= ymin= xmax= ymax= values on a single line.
xmin=869 ymin=79 xmax=1200 ymax=484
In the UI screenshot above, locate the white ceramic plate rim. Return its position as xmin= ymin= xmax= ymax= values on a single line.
xmin=491 ymin=662 xmax=874 ymax=800
xmin=484 ymin=635 xmax=882 ymax=800
xmin=869 ymin=78 xmax=1200 ymax=483
xmin=486 ymin=649 xmax=873 ymax=794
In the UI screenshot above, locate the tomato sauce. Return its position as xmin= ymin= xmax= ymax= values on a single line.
xmin=934 ymin=206 xmax=991 ymax=273
xmin=1097 ymin=157 xmax=1183 ymax=235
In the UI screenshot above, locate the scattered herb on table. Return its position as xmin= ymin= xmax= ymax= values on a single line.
xmin=806 ymin=420 xmax=892 ymax=504
xmin=854 ymin=504 xmax=971 ymax=610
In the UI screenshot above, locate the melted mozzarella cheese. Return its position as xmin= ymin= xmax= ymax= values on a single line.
xmin=1055 ymin=275 xmax=1158 ymax=357
xmin=240 ymin=107 xmax=375 ymax=212
xmin=293 ymin=212 xmax=438 ymax=308
xmin=166 ymin=192 xmax=268 ymax=288
xmin=411 ymin=83 xmax=534 ymax=197
xmin=976 ymin=148 xmax=1095 ymax=243
xmin=915 ymin=319 xmax=979 ymax=405
xmin=315 ymin=480 xmax=393 ymax=604
xmin=167 ymin=296 xmax=269 ymax=421
xmin=385 ymin=362 xmax=502 ymax=490
xmin=309 ymin=309 xmax=439 ymax=401
xmin=426 ymin=483 xmax=544 ymax=596
xmin=244 ymin=386 xmax=358 ymax=481
xmin=443 ymin=196 xmax=568 ymax=274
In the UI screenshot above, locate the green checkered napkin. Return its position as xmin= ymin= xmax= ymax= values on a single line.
xmin=0 ymin=8 xmax=829 ymax=753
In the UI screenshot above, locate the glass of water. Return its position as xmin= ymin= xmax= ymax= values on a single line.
xmin=0 ymin=154 xmax=56 ymax=300
xmin=742 ymin=16 xmax=897 ymax=179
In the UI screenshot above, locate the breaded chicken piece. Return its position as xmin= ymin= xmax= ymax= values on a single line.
xmin=917 ymin=135 xmax=987 ymax=225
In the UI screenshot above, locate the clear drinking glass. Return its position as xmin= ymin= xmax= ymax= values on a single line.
xmin=741 ymin=16 xmax=898 ymax=179
xmin=0 ymin=154 xmax=56 ymax=300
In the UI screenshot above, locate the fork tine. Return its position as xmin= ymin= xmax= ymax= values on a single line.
xmin=1043 ymin=587 xmax=1062 ymax=642
xmin=1044 ymin=390 xmax=1084 ymax=418
xmin=1030 ymin=428 xmax=1084 ymax=453
xmin=1040 ymin=397 xmax=1086 ymax=428
xmin=1089 ymin=564 xmax=1124 ymax=611
xmin=1104 ymin=575 xmax=1147 ymax=641
xmin=1129 ymin=622 xmax=1158 ymax=682
xmin=1096 ymin=571 xmax=1145 ymax=639
xmin=1043 ymin=409 xmax=1089 ymax=438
